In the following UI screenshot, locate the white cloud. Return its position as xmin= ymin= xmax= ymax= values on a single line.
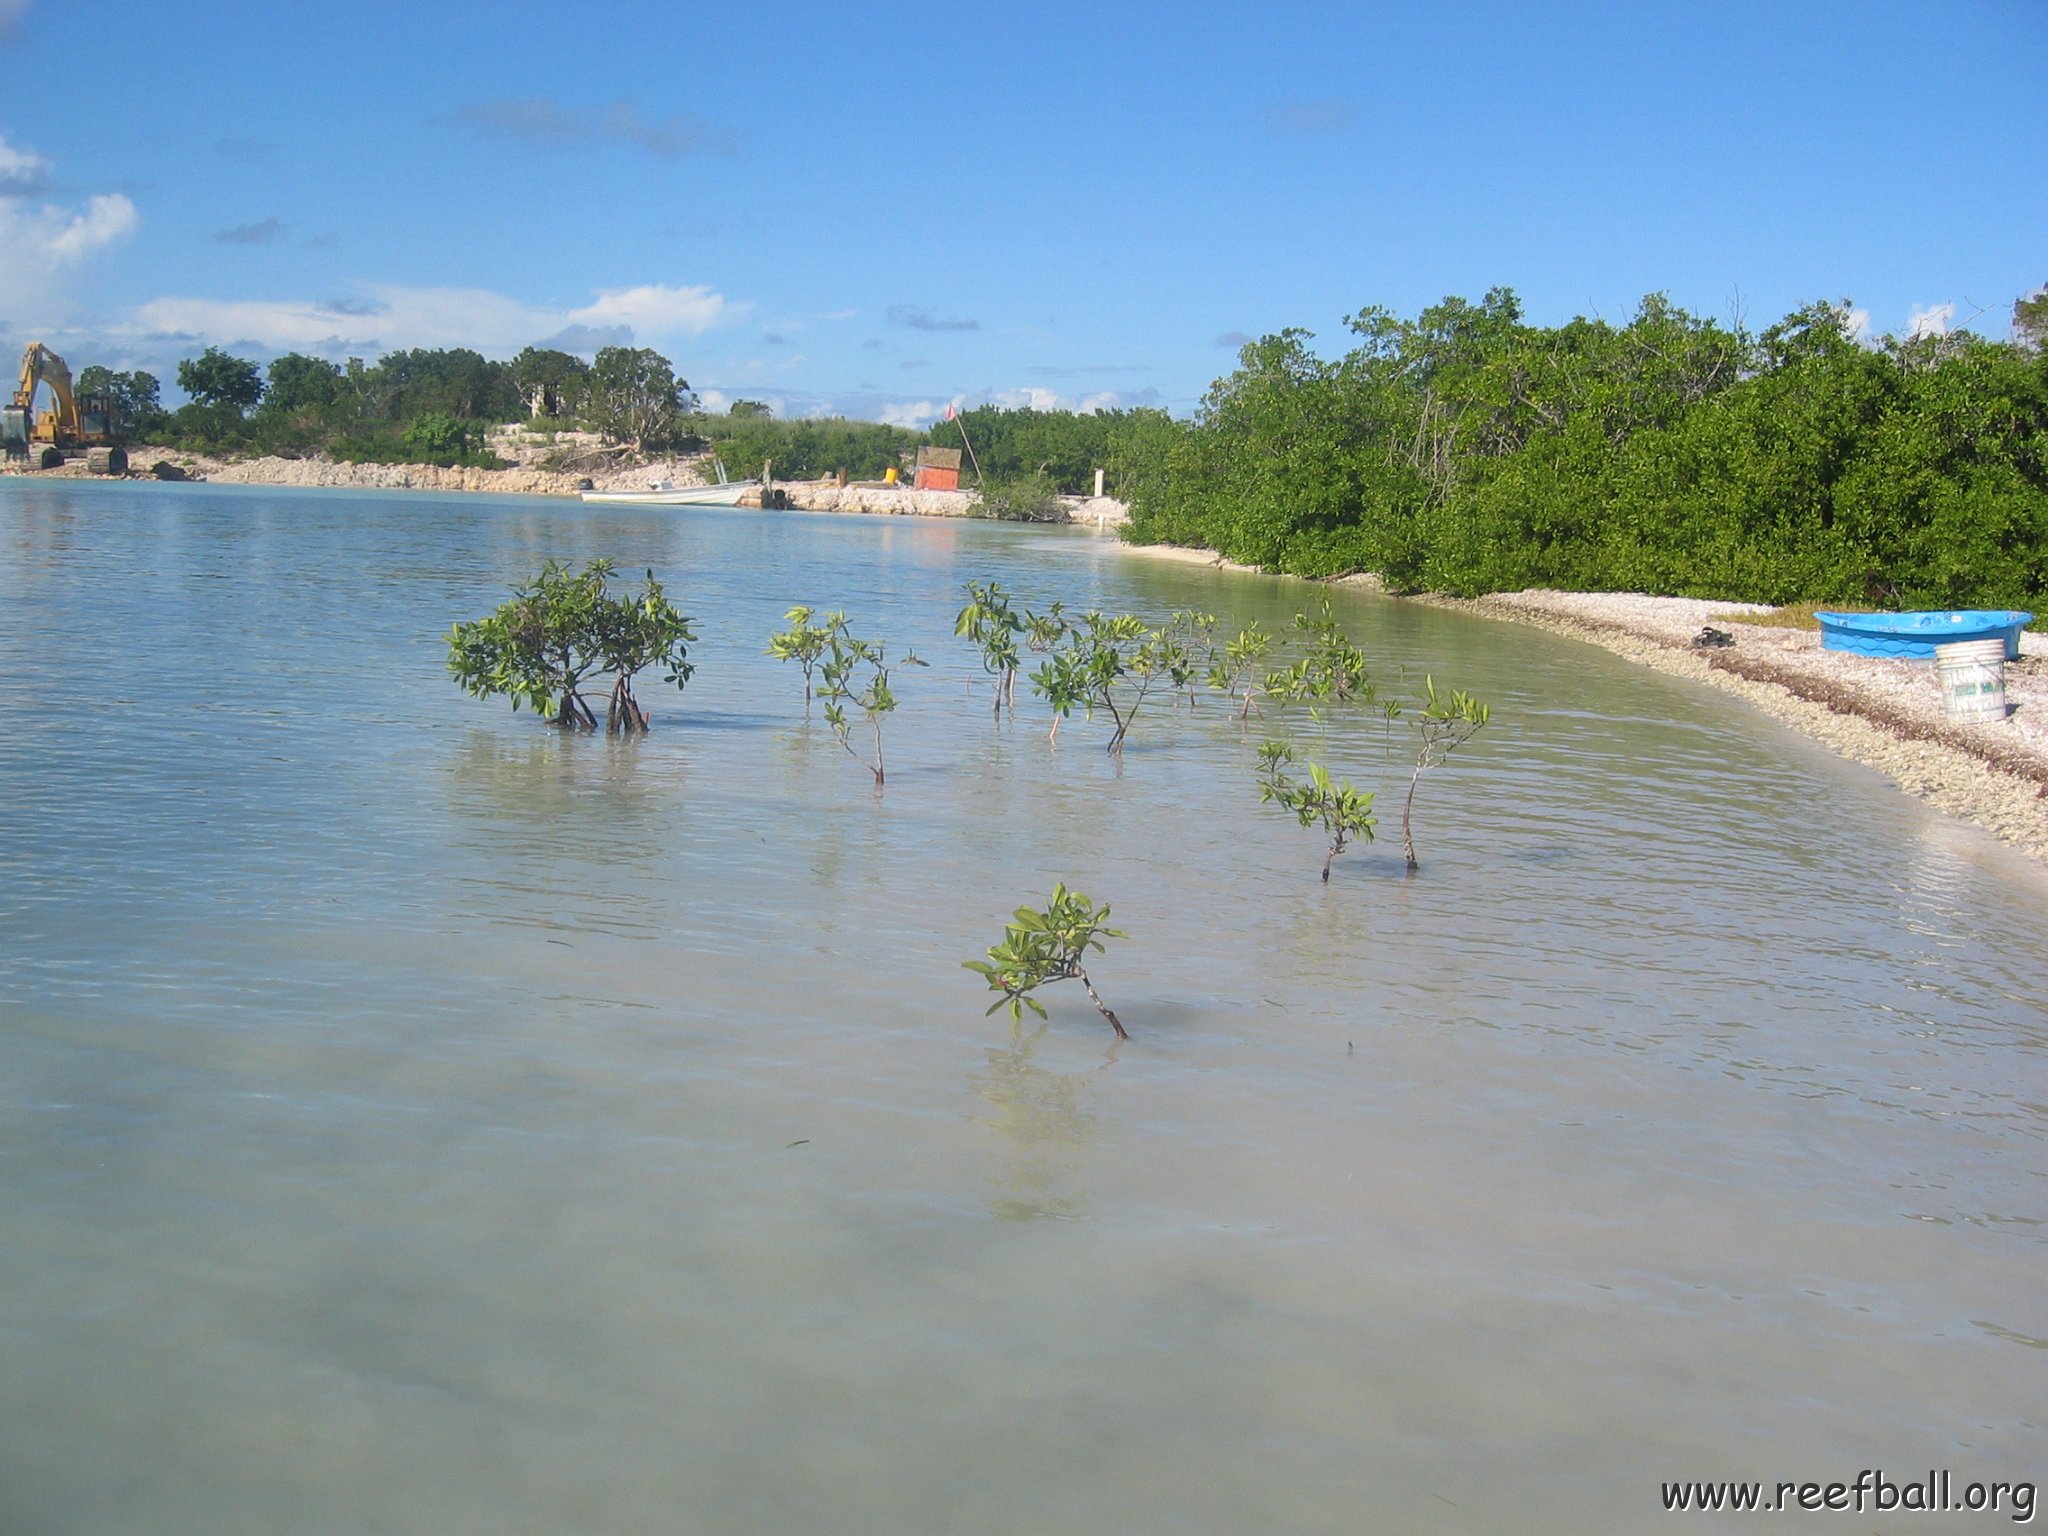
xmin=880 ymin=399 xmax=945 ymax=428
xmin=127 ymin=280 xmax=731 ymax=357
xmin=570 ymin=283 xmax=725 ymax=336
xmin=0 ymin=0 xmax=27 ymax=40
xmin=1841 ymin=308 xmax=1873 ymax=343
xmin=0 ymin=134 xmax=138 ymax=321
xmin=1907 ymin=302 xmax=1955 ymax=339
xmin=0 ymin=133 xmax=51 ymax=191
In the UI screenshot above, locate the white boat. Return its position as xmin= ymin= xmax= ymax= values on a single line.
xmin=580 ymin=478 xmax=759 ymax=506
xmin=581 ymin=457 xmax=757 ymax=506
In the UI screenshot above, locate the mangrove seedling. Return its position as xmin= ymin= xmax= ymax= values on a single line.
xmin=1167 ymin=610 xmax=1220 ymax=707
xmin=817 ymin=615 xmax=926 ymax=787
xmin=965 ymin=884 xmax=1128 ymax=1040
xmin=447 ymin=558 xmax=695 ymax=733
xmin=1401 ymin=677 xmax=1491 ymax=872
xmin=1030 ymin=611 xmax=1187 ymax=753
xmin=1265 ymin=600 xmax=1375 ymax=712
xmin=767 ymin=605 xmax=834 ymax=704
xmin=954 ymin=579 xmax=1025 ymax=719
xmin=1206 ymin=618 xmax=1274 ymax=720
xmin=1021 ymin=600 xmax=1069 ymax=657
xmin=1255 ymin=741 xmax=1378 ymax=883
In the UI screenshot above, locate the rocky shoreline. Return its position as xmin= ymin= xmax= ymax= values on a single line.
xmin=1121 ymin=544 xmax=2048 ymax=864
xmin=2 ymin=443 xmax=1133 ymax=526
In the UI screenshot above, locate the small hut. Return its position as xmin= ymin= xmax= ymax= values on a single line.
xmin=914 ymin=445 xmax=962 ymax=491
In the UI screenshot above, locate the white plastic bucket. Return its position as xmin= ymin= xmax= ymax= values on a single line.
xmin=1934 ymin=638 xmax=2007 ymax=723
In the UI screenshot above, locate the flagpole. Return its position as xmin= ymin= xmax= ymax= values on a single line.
xmin=949 ymin=406 xmax=985 ymax=486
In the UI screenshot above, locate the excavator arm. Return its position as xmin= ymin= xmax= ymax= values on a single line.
xmin=15 ymin=342 xmax=83 ymax=439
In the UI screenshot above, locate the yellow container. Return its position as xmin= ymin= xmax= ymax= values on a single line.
xmin=883 ymin=465 xmax=900 ymax=485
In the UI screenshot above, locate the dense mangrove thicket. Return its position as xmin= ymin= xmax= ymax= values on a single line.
xmin=1114 ymin=291 xmax=2048 ymax=607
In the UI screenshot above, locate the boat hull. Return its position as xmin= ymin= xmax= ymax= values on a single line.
xmin=1815 ymin=609 xmax=2032 ymax=660
xmin=580 ymin=482 xmax=760 ymax=507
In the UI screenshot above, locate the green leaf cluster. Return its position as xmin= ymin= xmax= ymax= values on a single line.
xmin=964 ymin=885 xmax=1128 ymax=1039
xmin=1399 ymin=677 xmax=1491 ymax=871
xmin=1029 ymin=611 xmax=1191 ymax=753
xmin=446 ymin=559 xmax=696 ymax=732
xmin=686 ymin=414 xmax=919 ymax=481
xmin=955 ymin=581 xmax=1029 ymax=717
xmin=766 ymin=605 xmax=835 ymax=702
xmin=972 ymin=473 xmax=1067 ymax=523
xmin=1255 ymin=742 xmax=1378 ymax=882
xmin=813 ymin=613 xmax=926 ymax=785
xmin=1205 ymin=619 xmax=1275 ymax=719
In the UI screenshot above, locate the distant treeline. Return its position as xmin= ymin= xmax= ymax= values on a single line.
xmin=1116 ymin=289 xmax=2048 ymax=608
xmin=81 ymin=289 xmax=2048 ymax=610
xmin=90 ymin=343 xmax=1168 ymax=488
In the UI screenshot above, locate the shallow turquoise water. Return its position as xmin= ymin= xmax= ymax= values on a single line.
xmin=2 ymin=481 xmax=2044 ymax=1533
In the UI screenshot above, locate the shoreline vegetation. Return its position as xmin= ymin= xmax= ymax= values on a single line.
xmin=7 ymin=285 xmax=2043 ymax=856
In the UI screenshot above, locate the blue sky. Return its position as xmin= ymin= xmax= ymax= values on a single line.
xmin=2 ymin=0 xmax=2042 ymax=424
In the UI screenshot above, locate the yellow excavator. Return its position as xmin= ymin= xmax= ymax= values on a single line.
xmin=3 ymin=342 xmax=127 ymax=472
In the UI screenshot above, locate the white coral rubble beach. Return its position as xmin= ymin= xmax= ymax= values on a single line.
xmin=1121 ymin=545 xmax=2048 ymax=864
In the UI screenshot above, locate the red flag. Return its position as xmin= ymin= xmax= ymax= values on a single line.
xmin=944 ymin=403 xmax=957 ymax=420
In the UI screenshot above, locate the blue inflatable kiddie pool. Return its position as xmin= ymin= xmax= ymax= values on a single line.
xmin=1814 ymin=610 xmax=2032 ymax=660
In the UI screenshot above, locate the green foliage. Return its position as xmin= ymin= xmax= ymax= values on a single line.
xmin=1029 ymin=611 xmax=1192 ymax=753
xmin=75 ymin=366 xmax=165 ymax=437
xmin=924 ymin=406 xmax=1161 ymax=495
xmin=954 ymin=580 xmax=1025 ymax=717
xmin=973 ymin=472 xmax=1067 ymax=522
xmin=815 ymin=614 xmax=926 ymax=786
xmin=1400 ymin=678 xmax=1490 ymax=872
xmin=1119 ymin=292 xmax=2048 ymax=610
xmin=2011 ymin=284 xmax=2047 ymax=354
xmin=964 ymin=884 xmax=1129 ymax=1039
xmin=447 ymin=559 xmax=696 ymax=733
xmin=397 ymin=412 xmax=498 ymax=467
xmin=1255 ymin=741 xmax=1378 ymax=883
xmin=766 ymin=605 xmax=834 ymax=702
xmin=163 ymin=400 xmax=251 ymax=450
xmin=508 ymin=347 xmax=587 ymax=420
xmin=1207 ymin=618 xmax=1275 ymax=719
xmin=1264 ymin=600 xmax=1376 ymax=711
xmin=584 ymin=346 xmax=694 ymax=452
xmin=688 ymin=413 xmax=917 ymax=481
xmin=177 ymin=347 xmax=264 ymax=414
xmin=728 ymin=399 xmax=773 ymax=418
xmin=263 ymin=354 xmax=343 ymax=415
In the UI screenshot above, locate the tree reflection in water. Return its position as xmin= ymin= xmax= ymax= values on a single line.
xmin=968 ymin=1021 xmax=1112 ymax=1221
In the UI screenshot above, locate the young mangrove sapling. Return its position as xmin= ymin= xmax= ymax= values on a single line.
xmin=1030 ymin=612 xmax=1187 ymax=753
xmin=965 ymin=884 xmax=1129 ymax=1040
xmin=447 ymin=558 xmax=695 ymax=733
xmin=1401 ymin=676 xmax=1491 ymax=872
xmin=954 ymin=579 xmax=1025 ymax=720
xmin=1207 ymin=618 xmax=1275 ymax=720
xmin=1255 ymin=741 xmax=1378 ymax=882
xmin=767 ymin=605 xmax=833 ymax=705
xmin=1166 ymin=610 xmax=1220 ymax=708
xmin=816 ymin=614 xmax=926 ymax=787
xmin=1265 ymin=600 xmax=1375 ymax=716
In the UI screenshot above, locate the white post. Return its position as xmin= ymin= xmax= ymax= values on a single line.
xmin=1093 ymin=467 xmax=1105 ymax=498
